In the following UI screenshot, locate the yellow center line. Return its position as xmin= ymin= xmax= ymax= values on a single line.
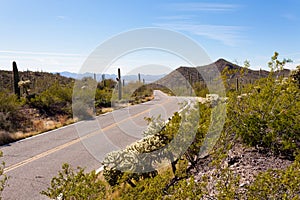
xmin=4 ymin=98 xmax=171 ymax=174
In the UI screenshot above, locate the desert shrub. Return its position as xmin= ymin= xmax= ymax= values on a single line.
xmin=193 ymin=82 xmax=209 ymax=97
xmin=97 ymin=79 xmax=116 ymax=90
xmin=227 ymin=76 xmax=300 ymax=157
xmin=165 ymin=176 xmax=205 ymax=200
xmin=41 ymin=163 xmax=106 ymax=200
xmin=0 ymin=151 xmax=8 ymax=199
xmin=29 ymin=82 xmax=73 ymax=116
xmin=0 ymin=90 xmax=23 ymax=131
xmin=224 ymin=53 xmax=300 ymax=157
xmin=72 ymin=77 xmax=97 ymax=120
xmin=118 ymin=170 xmax=172 ymax=200
xmin=291 ymin=65 xmax=300 ymax=87
xmin=0 ymin=90 xmax=20 ymax=114
xmin=131 ymin=84 xmax=153 ymax=99
xmin=95 ymin=88 xmax=112 ymax=107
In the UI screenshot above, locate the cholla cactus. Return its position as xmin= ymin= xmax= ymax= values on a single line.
xmin=102 ymin=127 xmax=169 ymax=186
xmin=102 ymin=102 xmax=200 ymax=186
xmin=18 ymin=80 xmax=31 ymax=95
xmin=103 ymin=134 xmax=165 ymax=173
xmin=143 ymin=115 xmax=165 ymax=137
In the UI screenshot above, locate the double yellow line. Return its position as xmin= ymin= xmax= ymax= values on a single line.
xmin=4 ymin=98 xmax=171 ymax=174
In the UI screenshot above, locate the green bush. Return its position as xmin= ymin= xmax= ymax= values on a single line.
xmin=95 ymin=88 xmax=112 ymax=107
xmin=0 ymin=90 xmax=20 ymax=114
xmin=29 ymin=82 xmax=73 ymax=116
xmin=193 ymin=82 xmax=209 ymax=97
xmin=165 ymin=176 xmax=205 ymax=200
xmin=291 ymin=65 xmax=300 ymax=87
xmin=117 ymin=171 xmax=172 ymax=200
xmin=41 ymin=163 xmax=107 ymax=200
xmin=227 ymin=76 xmax=300 ymax=157
xmin=0 ymin=151 xmax=8 ymax=200
xmin=0 ymin=90 xmax=23 ymax=131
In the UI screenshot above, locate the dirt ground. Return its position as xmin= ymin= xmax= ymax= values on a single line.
xmin=191 ymin=143 xmax=293 ymax=196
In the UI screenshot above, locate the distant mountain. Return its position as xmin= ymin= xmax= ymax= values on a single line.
xmin=57 ymin=71 xmax=165 ymax=84
xmin=155 ymin=58 xmax=291 ymax=93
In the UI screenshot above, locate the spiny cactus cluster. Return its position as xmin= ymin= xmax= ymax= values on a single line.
xmin=102 ymin=102 xmax=200 ymax=186
xmin=18 ymin=80 xmax=31 ymax=95
xmin=102 ymin=133 xmax=170 ymax=186
xmin=102 ymin=133 xmax=167 ymax=173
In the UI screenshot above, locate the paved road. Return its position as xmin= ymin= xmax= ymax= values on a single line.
xmin=0 ymin=91 xmax=188 ymax=200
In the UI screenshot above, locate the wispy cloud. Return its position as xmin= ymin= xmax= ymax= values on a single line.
xmin=154 ymin=22 xmax=246 ymax=46
xmin=156 ymin=2 xmax=245 ymax=46
xmin=157 ymin=15 xmax=194 ymax=20
xmin=0 ymin=50 xmax=84 ymax=57
xmin=166 ymin=2 xmax=240 ymax=12
xmin=0 ymin=50 xmax=85 ymax=72
xmin=56 ymin=15 xmax=67 ymax=20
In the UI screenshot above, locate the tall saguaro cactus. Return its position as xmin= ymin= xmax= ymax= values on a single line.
xmin=12 ymin=61 xmax=20 ymax=98
xmin=102 ymin=74 xmax=105 ymax=87
xmin=118 ymin=68 xmax=122 ymax=100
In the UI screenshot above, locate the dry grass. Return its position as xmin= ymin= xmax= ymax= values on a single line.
xmin=0 ymin=117 xmax=75 ymax=145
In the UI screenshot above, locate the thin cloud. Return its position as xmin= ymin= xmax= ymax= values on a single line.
xmin=157 ymin=15 xmax=194 ymax=20
xmin=0 ymin=53 xmax=84 ymax=72
xmin=154 ymin=22 xmax=246 ymax=46
xmin=0 ymin=50 xmax=84 ymax=57
xmin=0 ymin=50 xmax=85 ymax=72
xmin=166 ymin=2 xmax=240 ymax=12
xmin=56 ymin=15 xmax=67 ymax=20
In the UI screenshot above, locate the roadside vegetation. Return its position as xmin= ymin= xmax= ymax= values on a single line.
xmin=0 ymin=151 xmax=8 ymax=200
xmin=0 ymin=65 xmax=153 ymax=145
xmin=41 ymin=53 xmax=300 ymax=199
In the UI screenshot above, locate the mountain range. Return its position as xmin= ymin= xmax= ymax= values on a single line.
xmin=57 ymin=72 xmax=165 ymax=84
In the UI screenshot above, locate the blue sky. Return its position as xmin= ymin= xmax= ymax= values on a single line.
xmin=0 ymin=0 xmax=299 ymax=74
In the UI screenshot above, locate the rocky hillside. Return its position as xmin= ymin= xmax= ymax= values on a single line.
xmin=0 ymin=70 xmax=74 ymax=94
xmin=155 ymin=58 xmax=291 ymax=93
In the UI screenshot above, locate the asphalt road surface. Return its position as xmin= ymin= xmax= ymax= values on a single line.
xmin=0 ymin=90 xmax=189 ymax=200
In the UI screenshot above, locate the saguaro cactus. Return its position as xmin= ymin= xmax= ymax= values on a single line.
xmin=12 ymin=61 xmax=20 ymax=98
xmin=118 ymin=68 xmax=122 ymax=100
xmin=102 ymin=74 xmax=105 ymax=87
